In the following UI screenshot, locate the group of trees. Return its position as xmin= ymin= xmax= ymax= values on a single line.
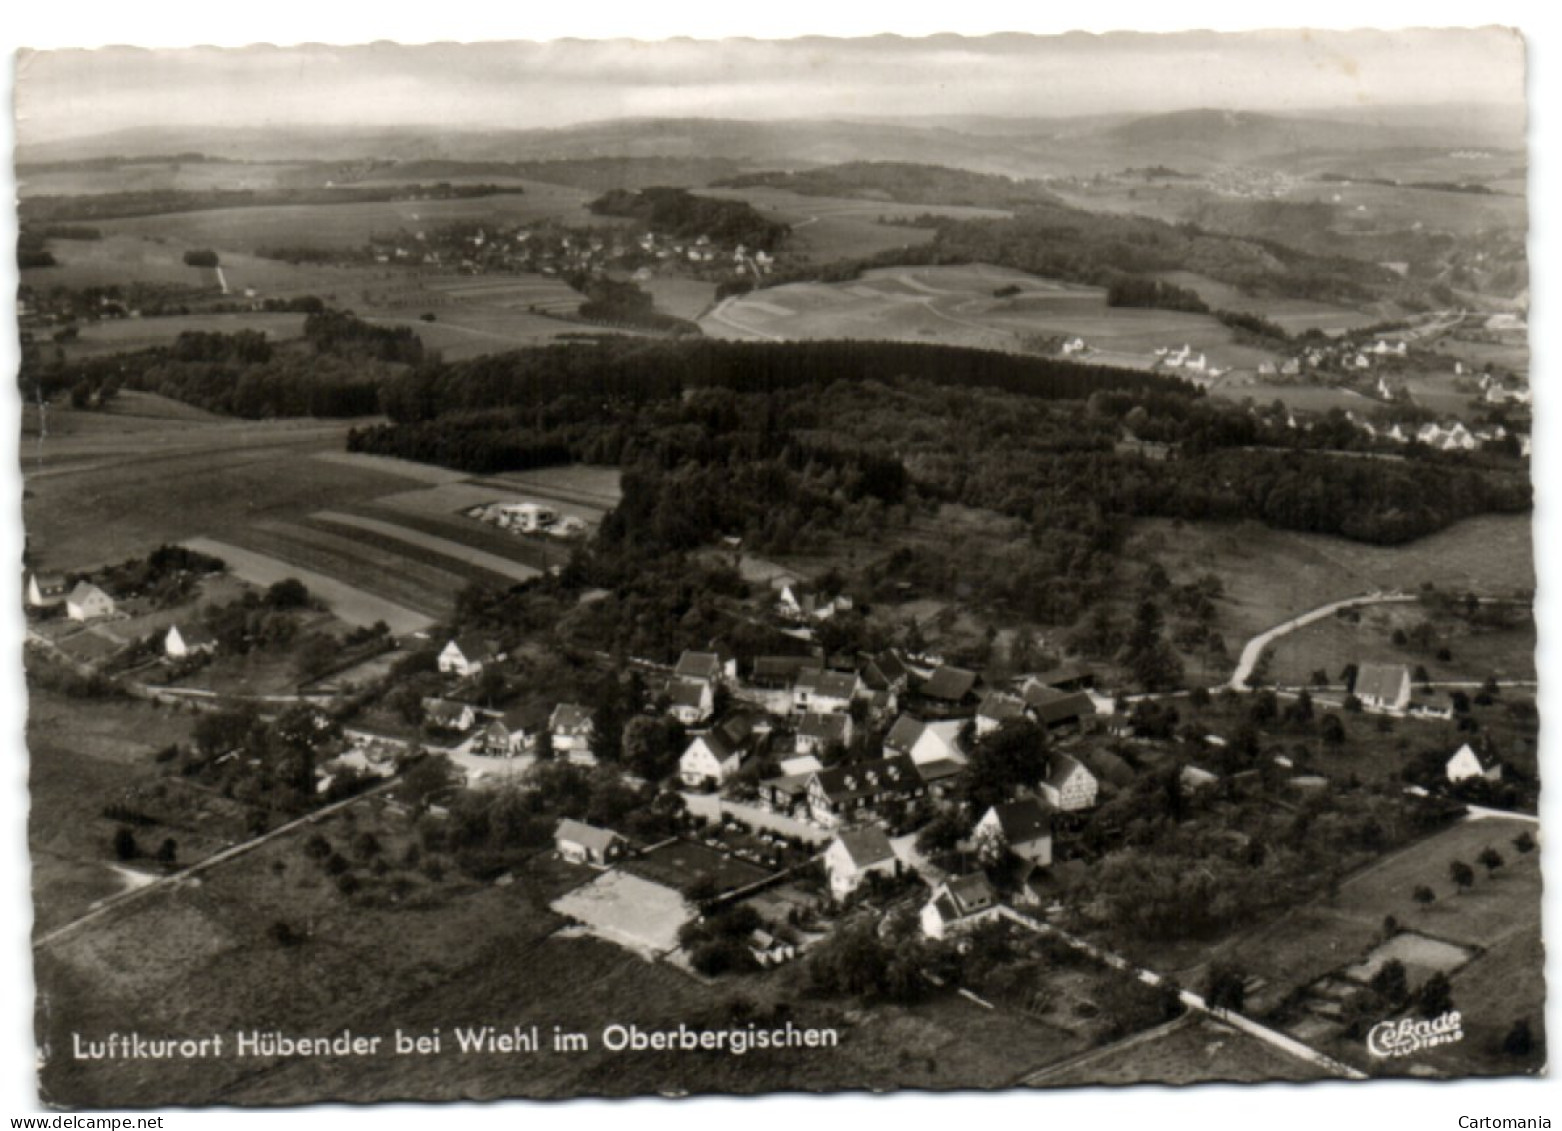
xmin=587 ymin=186 xmax=790 ymax=252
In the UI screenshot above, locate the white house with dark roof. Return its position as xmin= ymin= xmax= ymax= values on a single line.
xmin=1446 ymin=742 xmax=1504 ymax=785
xmin=65 ymin=581 xmax=115 ymax=622
xmin=550 ymin=703 xmax=597 ymax=763
xmin=1354 ymin=663 xmax=1412 ymax=712
xmin=675 ymin=649 xmax=736 ymax=687
xmin=792 ymin=669 xmax=860 ymax=715
xmin=25 ymin=572 xmax=67 ymax=609
xmin=554 ymin=818 xmax=627 ymax=866
xmin=164 ymin=624 xmax=218 ymax=660
xmin=795 ymin=711 xmax=853 ymax=756
xmin=667 ymin=679 xmax=715 ymax=726
xmin=439 ymin=634 xmax=500 ymax=678
xmin=679 ymin=714 xmax=759 ymax=788
xmin=824 ymin=826 xmax=900 ymax=898
xmin=423 ymin=697 xmax=478 ymax=734
xmin=921 ymin=873 xmax=1001 ymax=940
xmin=973 ymin=798 xmax=1054 ymax=865
xmin=1039 ymin=753 xmax=1098 ymax=812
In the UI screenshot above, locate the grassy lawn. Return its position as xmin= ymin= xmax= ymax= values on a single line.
xmin=1039 ymin=1016 xmax=1330 ymax=1086
xmin=1135 ymin=514 xmax=1534 ymax=668
xmin=26 ymin=692 xmax=204 ymax=934
xmin=1262 ymin=602 xmax=1535 ymax=687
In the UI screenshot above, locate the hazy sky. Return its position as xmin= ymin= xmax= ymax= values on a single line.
xmin=15 ymin=28 xmax=1526 ymax=144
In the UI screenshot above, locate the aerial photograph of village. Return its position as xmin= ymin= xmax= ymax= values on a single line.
xmin=12 ymin=25 xmax=1540 ymax=1108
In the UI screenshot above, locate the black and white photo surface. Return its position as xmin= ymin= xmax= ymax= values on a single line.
xmin=13 ymin=27 xmax=1539 ymax=1106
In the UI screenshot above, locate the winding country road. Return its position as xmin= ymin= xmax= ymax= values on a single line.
xmin=1225 ymin=591 xmax=1417 ymax=690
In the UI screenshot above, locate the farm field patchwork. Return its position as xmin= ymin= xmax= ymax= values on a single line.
xmin=1037 ymin=1016 xmax=1330 ymax=1087
xmin=310 ymin=511 xmax=543 ymax=586
xmin=181 ymin=537 xmax=435 ymax=634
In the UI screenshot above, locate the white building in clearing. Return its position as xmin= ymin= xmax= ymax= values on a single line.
xmin=164 ymin=624 xmax=219 ymax=659
xmin=823 ymin=827 xmax=900 ymax=899
xmin=65 ymin=582 xmax=114 ymax=622
xmin=1354 ymin=663 xmax=1412 ymax=713
xmin=1445 ymin=743 xmax=1504 ymax=785
xmin=438 ymin=635 xmax=500 ymax=678
xmin=921 ymin=874 xmax=1002 ymax=940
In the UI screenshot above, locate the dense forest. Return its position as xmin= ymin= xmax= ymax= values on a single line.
xmin=346 ymin=338 xmax=1529 ymax=629
xmin=587 ymin=187 xmax=790 ymax=251
xmin=713 ymin=162 xmax=1065 ymax=211
xmin=19 ymin=311 xmax=422 ymax=418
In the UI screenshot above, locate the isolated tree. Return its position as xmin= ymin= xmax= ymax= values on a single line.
xmin=111 ymin=826 xmax=139 ymax=861
xmin=1513 ymin=831 xmax=1536 ymax=855
xmin=1369 ymin=959 xmax=1409 ymax=1006
xmin=155 ymin=838 xmax=178 ymax=866
xmin=1477 ymin=847 xmax=1505 ymax=875
xmin=1448 ymin=860 xmax=1475 ymax=892
xmin=1416 ymin=971 xmax=1454 ymax=1019
xmin=1503 ymin=1019 xmax=1535 ymax=1058
xmin=1203 ymin=964 xmax=1247 ymax=1012
xmin=1412 ymin=885 xmax=1436 ymax=906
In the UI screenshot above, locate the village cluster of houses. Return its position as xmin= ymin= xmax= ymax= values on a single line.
xmin=364 ymin=222 xmax=772 ymax=283
xmin=26 ymin=573 xmax=117 ymax=622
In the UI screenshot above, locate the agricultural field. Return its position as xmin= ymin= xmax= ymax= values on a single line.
xmin=94 ymin=186 xmax=620 ymax=253
xmin=702 ymin=263 xmax=1285 ymax=374
xmin=702 ymin=186 xmax=1011 ymax=262
xmin=23 ymin=398 xmax=623 ymax=635
xmin=1207 ymin=815 xmax=1541 ymax=1077
xmin=1155 ymin=270 xmax=1380 ymax=336
xmin=18 ymin=159 xmax=324 ymax=197
xmin=621 ymin=839 xmax=772 ymax=897
xmin=1207 ymin=377 xmax=1378 ymax=413
xmin=51 ymin=312 xmax=308 ymax=360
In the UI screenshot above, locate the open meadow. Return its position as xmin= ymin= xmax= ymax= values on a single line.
xmin=703 ymin=263 xmax=1284 ymax=374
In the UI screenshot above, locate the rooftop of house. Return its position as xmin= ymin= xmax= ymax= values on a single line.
xmin=555 ymin=818 xmax=623 ymax=856
xmin=921 ymin=665 xmax=977 ymax=702
xmin=985 ymin=797 xmax=1054 ymax=844
xmin=834 ymin=826 xmax=896 ymax=870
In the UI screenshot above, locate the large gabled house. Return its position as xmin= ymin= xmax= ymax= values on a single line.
xmin=749 ymin=654 xmax=820 ymax=691
xmin=439 ymin=634 xmax=501 ymax=678
xmin=65 ymin=581 xmax=115 ymax=622
xmin=882 ymin=714 xmax=926 ymax=759
xmin=1034 ymin=661 xmax=1095 ymax=692
xmin=1039 ymin=752 xmax=1098 ymax=811
xmin=1354 ymin=662 xmax=1412 ymax=712
xmin=824 ymin=826 xmax=900 ymax=898
xmin=1022 ymin=682 xmax=1095 ymax=731
xmin=921 ymin=874 xmax=1001 ymax=940
xmin=805 ymin=755 xmax=923 ymax=828
xmin=792 ymin=668 xmax=860 ymax=715
xmin=860 ymin=650 xmax=912 ymax=695
xmin=550 ymin=703 xmax=597 ymax=764
xmin=680 ymin=713 xmax=761 ymax=789
xmin=474 ymin=703 xmax=550 ymax=757
xmin=976 ymin=692 xmax=1027 ymax=736
xmin=917 ymin=665 xmax=979 ymax=714
xmin=795 ymin=711 xmax=853 ymax=756
xmin=675 ymin=648 xmax=736 ymax=688
xmin=973 ymin=798 xmax=1055 ymax=865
